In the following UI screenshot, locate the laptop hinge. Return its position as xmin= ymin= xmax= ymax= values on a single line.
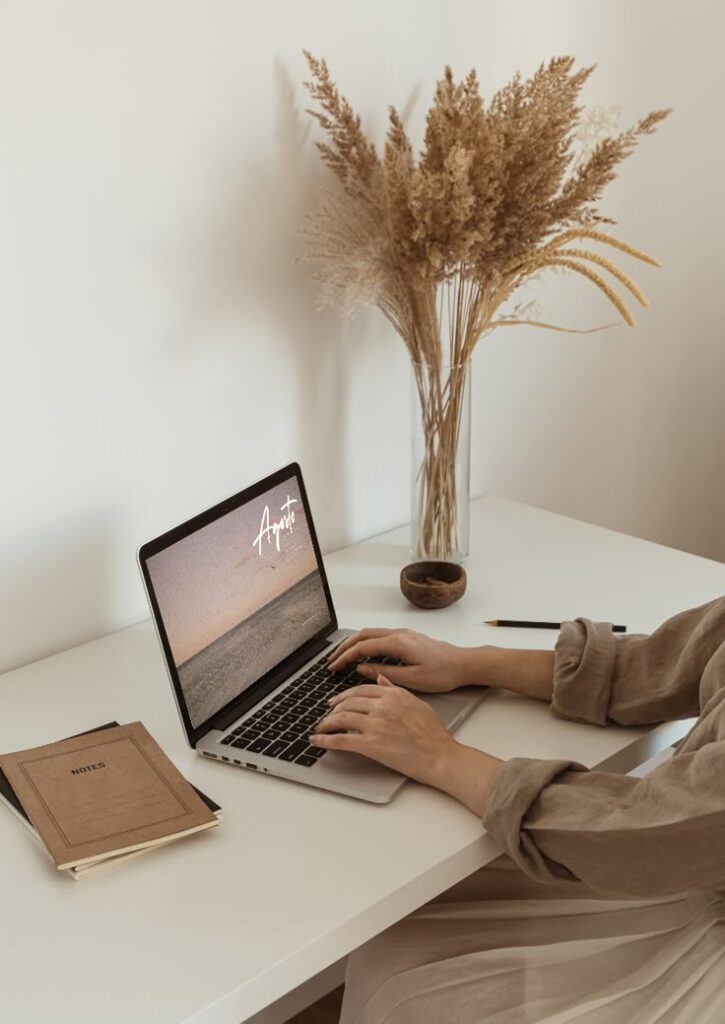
xmin=204 ymin=634 xmax=332 ymax=736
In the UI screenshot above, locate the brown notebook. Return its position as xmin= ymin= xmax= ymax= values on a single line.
xmin=0 ymin=722 xmax=218 ymax=870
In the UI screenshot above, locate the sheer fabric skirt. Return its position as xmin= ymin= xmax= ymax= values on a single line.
xmin=341 ymin=855 xmax=725 ymax=1024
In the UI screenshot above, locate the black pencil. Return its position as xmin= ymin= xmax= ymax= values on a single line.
xmin=485 ymin=618 xmax=627 ymax=633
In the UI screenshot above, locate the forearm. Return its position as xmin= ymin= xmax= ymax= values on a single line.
xmin=432 ymin=742 xmax=503 ymax=817
xmin=431 ymin=646 xmax=554 ymax=815
xmin=460 ymin=645 xmax=555 ymax=702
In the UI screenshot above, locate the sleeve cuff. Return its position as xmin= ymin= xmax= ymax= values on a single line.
xmin=482 ymin=756 xmax=588 ymax=883
xmin=551 ymin=618 xmax=616 ymax=726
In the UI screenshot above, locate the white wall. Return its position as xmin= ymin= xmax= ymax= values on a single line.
xmin=1 ymin=0 xmax=723 ymax=674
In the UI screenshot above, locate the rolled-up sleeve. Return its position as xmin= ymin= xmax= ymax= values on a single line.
xmin=482 ymin=597 xmax=725 ymax=897
xmin=552 ymin=597 xmax=725 ymax=727
xmin=482 ymin=741 xmax=725 ymax=896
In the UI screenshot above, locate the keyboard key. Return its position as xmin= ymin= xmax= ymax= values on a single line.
xmin=231 ymin=737 xmax=251 ymax=749
xmin=279 ymin=740 xmax=309 ymax=762
xmin=281 ymin=730 xmax=301 ymax=742
xmin=221 ymin=735 xmax=235 ymax=745
xmin=295 ymin=755 xmax=317 ymax=767
xmin=260 ymin=726 xmax=283 ymax=740
xmin=263 ymin=739 xmax=290 ymax=758
xmin=240 ymin=729 xmax=262 ymax=741
xmin=306 ymin=745 xmax=326 ymax=758
xmin=248 ymin=737 xmax=270 ymax=753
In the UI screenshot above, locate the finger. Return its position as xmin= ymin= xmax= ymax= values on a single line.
xmin=353 ymin=662 xmax=414 ymax=685
xmin=327 ymin=683 xmax=387 ymax=707
xmin=327 ymin=628 xmax=394 ymax=662
xmin=377 ymin=674 xmax=395 ymax=687
xmin=314 ymin=710 xmax=369 ymax=733
xmin=326 ymin=696 xmax=376 ymax=715
xmin=329 ymin=636 xmax=403 ymax=672
xmin=307 ymin=731 xmax=370 ymax=755
xmin=329 ymin=633 xmax=405 ymax=668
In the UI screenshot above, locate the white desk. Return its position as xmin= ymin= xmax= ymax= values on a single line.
xmin=1 ymin=497 xmax=723 ymax=1024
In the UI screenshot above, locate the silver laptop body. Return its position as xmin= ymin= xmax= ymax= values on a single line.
xmin=138 ymin=462 xmax=486 ymax=804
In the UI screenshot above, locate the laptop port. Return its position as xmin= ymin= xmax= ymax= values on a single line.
xmin=245 ymin=762 xmax=257 ymax=770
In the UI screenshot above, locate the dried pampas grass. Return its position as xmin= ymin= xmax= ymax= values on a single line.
xmin=301 ymin=52 xmax=669 ymax=558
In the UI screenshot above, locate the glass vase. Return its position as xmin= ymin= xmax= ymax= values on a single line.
xmin=411 ymin=359 xmax=471 ymax=563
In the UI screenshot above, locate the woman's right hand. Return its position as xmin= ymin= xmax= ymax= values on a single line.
xmin=327 ymin=627 xmax=477 ymax=694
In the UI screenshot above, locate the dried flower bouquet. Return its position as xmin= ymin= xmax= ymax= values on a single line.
xmin=302 ymin=53 xmax=669 ymax=560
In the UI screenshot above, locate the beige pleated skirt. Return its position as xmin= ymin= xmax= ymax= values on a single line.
xmin=340 ymin=855 xmax=725 ymax=1024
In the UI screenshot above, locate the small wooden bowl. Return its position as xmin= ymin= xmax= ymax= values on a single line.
xmin=400 ymin=561 xmax=467 ymax=609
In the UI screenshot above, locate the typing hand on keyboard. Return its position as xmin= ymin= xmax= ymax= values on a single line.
xmin=218 ymin=652 xmax=397 ymax=768
xmin=328 ymin=628 xmax=470 ymax=694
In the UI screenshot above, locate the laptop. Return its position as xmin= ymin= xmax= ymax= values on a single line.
xmin=138 ymin=462 xmax=486 ymax=803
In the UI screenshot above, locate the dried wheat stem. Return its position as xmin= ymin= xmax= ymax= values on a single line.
xmin=555 ymin=248 xmax=649 ymax=306
xmin=542 ymin=229 xmax=661 ymax=266
xmin=489 ymin=318 xmax=616 ymax=334
xmin=542 ymin=257 xmax=636 ymax=325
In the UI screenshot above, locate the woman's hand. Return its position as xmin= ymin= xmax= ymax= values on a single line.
xmin=310 ymin=675 xmax=457 ymax=786
xmin=309 ymin=675 xmax=503 ymax=815
xmin=328 ymin=627 xmax=474 ymax=693
xmin=330 ymin=628 xmax=558 ymax=703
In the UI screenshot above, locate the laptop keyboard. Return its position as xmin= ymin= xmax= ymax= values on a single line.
xmin=219 ymin=652 xmax=403 ymax=768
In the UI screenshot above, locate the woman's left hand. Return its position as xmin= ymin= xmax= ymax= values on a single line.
xmin=309 ymin=675 xmax=458 ymax=788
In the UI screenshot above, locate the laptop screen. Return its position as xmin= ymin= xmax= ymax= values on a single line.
xmin=142 ymin=467 xmax=334 ymax=732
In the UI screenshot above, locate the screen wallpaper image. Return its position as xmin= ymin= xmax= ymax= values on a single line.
xmin=146 ymin=477 xmax=331 ymax=729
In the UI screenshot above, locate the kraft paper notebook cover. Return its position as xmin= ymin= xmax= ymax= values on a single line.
xmin=0 ymin=721 xmax=218 ymax=870
xmin=0 ymin=721 xmax=221 ymax=879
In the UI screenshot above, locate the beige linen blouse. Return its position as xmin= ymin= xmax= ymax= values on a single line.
xmin=341 ymin=599 xmax=725 ymax=1023
xmin=483 ymin=596 xmax=725 ymax=897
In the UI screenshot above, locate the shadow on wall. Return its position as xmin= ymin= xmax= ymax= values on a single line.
xmin=161 ymin=60 xmax=423 ymax=553
xmin=0 ymin=515 xmax=113 ymax=675
xmin=269 ymin=61 xmax=352 ymax=548
xmin=160 ymin=60 xmax=366 ymax=550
